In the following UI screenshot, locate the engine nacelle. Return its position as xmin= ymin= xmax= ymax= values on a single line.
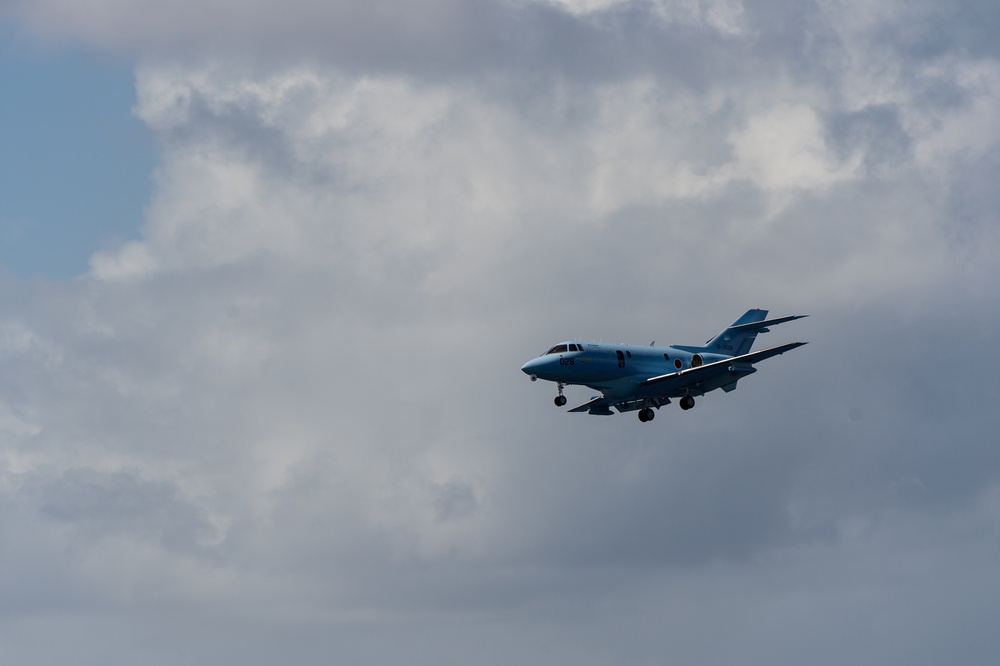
xmin=689 ymin=353 xmax=729 ymax=368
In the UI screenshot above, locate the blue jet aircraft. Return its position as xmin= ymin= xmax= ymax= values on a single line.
xmin=521 ymin=309 xmax=807 ymax=422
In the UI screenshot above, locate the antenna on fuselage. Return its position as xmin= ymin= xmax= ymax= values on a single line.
xmin=650 ymin=341 xmax=655 ymax=346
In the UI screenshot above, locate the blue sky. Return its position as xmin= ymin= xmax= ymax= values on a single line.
xmin=0 ymin=37 xmax=152 ymax=278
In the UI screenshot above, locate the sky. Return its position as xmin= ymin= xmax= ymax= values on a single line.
xmin=1 ymin=0 xmax=999 ymax=663
xmin=0 ymin=32 xmax=153 ymax=278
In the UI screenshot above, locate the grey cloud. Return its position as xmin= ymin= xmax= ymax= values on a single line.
xmin=872 ymin=0 xmax=1000 ymax=61
xmin=5 ymin=0 xmax=996 ymax=98
xmin=34 ymin=467 xmax=218 ymax=554
xmin=828 ymin=105 xmax=912 ymax=175
xmin=945 ymin=145 xmax=1000 ymax=245
xmin=0 ymin=0 xmax=922 ymax=85
xmin=32 ymin=2 xmax=1000 ymax=87
xmin=434 ymin=479 xmax=478 ymax=522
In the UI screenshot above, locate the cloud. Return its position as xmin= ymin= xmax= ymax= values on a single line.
xmin=0 ymin=0 xmax=852 ymax=82
xmin=2 ymin=0 xmax=1000 ymax=663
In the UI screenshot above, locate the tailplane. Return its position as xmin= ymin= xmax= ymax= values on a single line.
xmin=673 ymin=309 xmax=808 ymax=357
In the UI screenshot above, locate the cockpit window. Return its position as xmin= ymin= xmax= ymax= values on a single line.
xmin=569 ymin=344 xmax=578 ymax=352
xmin=545 ymin=344 xmax=569 ymax=355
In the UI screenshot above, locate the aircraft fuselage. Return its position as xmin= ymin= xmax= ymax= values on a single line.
xmin=521 ymin=343 xmax=727 ymax=388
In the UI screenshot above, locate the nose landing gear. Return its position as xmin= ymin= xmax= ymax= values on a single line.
xmin=554 ymin=383 xmax=568 ymax=407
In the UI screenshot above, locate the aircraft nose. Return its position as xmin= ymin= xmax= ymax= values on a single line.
xmin=521 ymin=357 xmax=542 ymax=379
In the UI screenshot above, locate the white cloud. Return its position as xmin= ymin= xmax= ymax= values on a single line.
xmin=727 ymin=103 xmax=862 ymax=194
xmin=538 ymin=0 xmax=746 ymax=35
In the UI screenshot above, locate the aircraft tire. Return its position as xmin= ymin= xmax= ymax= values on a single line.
xmin=554 ymin=395 xmax=567 ymax=407
xmin=680 ymin=396 xmax=695 ymax=411
xmin=638 ymin=409 xmax=648 ymax=422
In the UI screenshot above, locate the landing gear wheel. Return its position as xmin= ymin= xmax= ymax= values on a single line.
xmin=554 ymin=395 xmax=567 ymax=407
xmin=638 ymin=408 xmax=655 ymax=422
xmin=680 ymin=396 xmax=695 ymax=411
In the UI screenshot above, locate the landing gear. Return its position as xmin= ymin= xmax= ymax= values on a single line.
xmin=554 ymin=384 xmax=567 ymax=407
xmin=638 ymin=407 xmax=655 ymax=422
xmin=679 ymin=395 xmax=695 ymax=411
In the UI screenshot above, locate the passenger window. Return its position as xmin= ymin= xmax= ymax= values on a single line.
xmin=616 ymin=350 xmax=625 ymax=368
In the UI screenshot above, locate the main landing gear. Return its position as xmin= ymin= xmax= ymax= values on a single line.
xmin=554 ymin=383 xmax=567 ymax=407
xmin=637 ymin=408 xmax=655 ymax=422
xmin=679 ymin=395 xmax=695 ymax=411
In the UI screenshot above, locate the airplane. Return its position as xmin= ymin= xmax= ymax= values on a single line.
xmin=520 ymin=308 xmax=807 ymax=422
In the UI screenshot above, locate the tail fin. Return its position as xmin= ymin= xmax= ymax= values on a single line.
xmin=704 ymin=309 xmax=769 ymax=356
xmin=672 ymin=309 xmax=808 ymax=357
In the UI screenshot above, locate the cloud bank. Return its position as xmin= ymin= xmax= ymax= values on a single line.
xmin=2 ymin=0 xmax=1000 ymax=663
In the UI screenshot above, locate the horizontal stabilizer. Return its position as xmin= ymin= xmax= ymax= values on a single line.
xmin=728 ymin=314 xmax=808 ymax=333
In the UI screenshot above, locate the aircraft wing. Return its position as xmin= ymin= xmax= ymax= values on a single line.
xmin=641 ymin=341 xmax=807 ymax=390
xmin=567 ymin=395 xmax=616 ymax=415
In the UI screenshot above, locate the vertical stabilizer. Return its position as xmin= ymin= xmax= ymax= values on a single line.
xmin=703 ymin=309 xmax=769 ymax=356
